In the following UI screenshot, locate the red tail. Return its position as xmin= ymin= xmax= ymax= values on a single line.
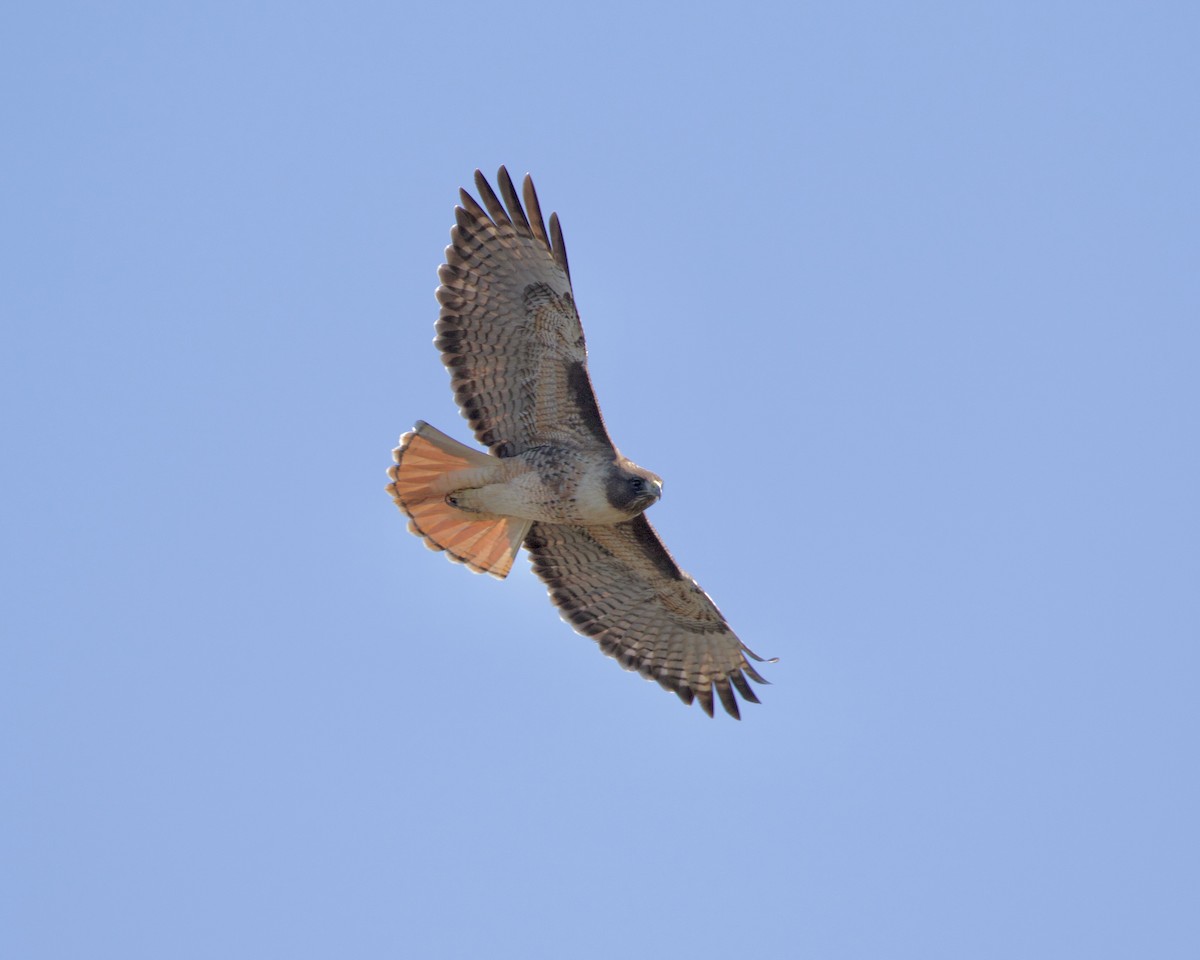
xmin=386 ymin=422 xmax=529 ymax=579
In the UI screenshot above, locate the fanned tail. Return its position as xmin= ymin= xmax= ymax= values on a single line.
xmin=386 ymin=421 xmax=530 ymax=579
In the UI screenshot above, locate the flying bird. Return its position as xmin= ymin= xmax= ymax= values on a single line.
xmin=387 ymin=168 xmax=774 ymax=718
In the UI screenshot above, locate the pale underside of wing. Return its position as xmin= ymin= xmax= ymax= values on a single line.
xmin=435 ymin=168 xmax=614 ymax=459
xmin=524 ymin=515 xmax=772 ymax=718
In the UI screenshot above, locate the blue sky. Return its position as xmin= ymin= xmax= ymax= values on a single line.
xmin=4 ymin=2 xmax=1198 ymax=957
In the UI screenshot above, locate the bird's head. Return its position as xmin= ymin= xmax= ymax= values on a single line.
xmin=606 ymin=460 xmax=663 ymax=517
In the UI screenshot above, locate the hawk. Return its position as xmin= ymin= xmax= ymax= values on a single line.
xmin=387 ymin=168 xmax=774 ymax=718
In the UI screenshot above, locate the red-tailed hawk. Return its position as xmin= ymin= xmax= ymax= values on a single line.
xmin=387 ymin=168 xmax=774 ymax=718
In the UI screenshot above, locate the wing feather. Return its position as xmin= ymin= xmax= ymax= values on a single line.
xmin=524 ymin=515 xmax=772 ymax=718
xmin=496 ymin=168 xmax=531 ymax=234
xmin=522 ymin=176 xmax=550 ymax=250
xmin=435 ymin=167 xmax=604 ymax=457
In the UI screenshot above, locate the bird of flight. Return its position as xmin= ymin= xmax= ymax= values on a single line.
xmin=387 ymin=168 xmax=774 ymax=718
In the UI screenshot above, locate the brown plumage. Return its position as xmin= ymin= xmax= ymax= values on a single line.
xmin=387 ymin=168 xmax=775 ymax=718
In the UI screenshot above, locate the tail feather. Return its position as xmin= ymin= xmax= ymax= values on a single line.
xmin=387 ymin=421 xmax=529 ymax=579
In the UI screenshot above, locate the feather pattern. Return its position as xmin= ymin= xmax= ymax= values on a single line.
xmin=524 ymin=515 xmax=773 ymax=718
xmin=435 ymin=167 xmax=605 ymax=458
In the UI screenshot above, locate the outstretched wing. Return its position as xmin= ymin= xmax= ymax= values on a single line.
xmin=524 ymin=515 xmax=773 ymax=718
xmin=435 ymin=168 xmax=615 ymax=458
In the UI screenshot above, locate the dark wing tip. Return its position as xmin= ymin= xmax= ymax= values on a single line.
xmin=522 ymin=173 xmax=550 ymax=247
xmin=742 ymin=661 xmax=770 ymax=686
xmin=472 ymin=169 xmax=510 ymax=226
xmin=496 ymin=166 xmax=531 ymax=233
xmin=548 ymin=211 xmax=570 ymax=279
xmin=742 ymin=641 xmax=779 ymax=664
xmin=463 ymin=168 xmax=559 ymax=262
xmin=730 ymin=671 xmax=761 ymax=705
xmin=715 ymin=678 xmax=742 ymax=720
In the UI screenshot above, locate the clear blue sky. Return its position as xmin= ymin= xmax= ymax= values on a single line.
xmin=4 ymin=2 xmax=1198 ymax=957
